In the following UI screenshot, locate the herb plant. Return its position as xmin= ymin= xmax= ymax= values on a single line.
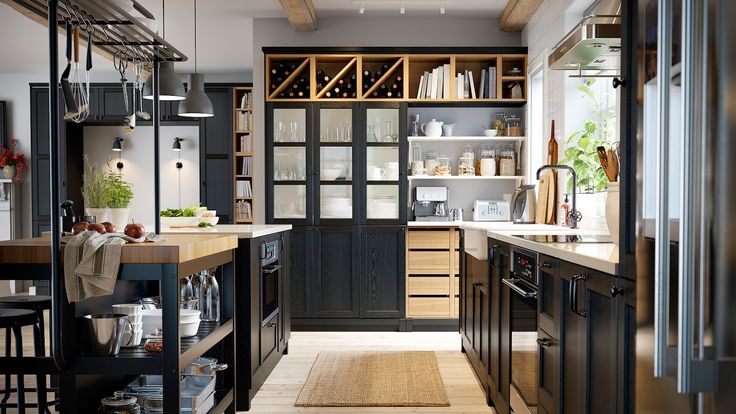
xmin=82 ymin=156 xmax=134 ymax=208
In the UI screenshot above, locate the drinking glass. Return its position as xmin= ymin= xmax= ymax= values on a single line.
xmin=383 ymin=120 xmax=393 ymax=142
xmin=276 ymin=121 xmax=285 ymax=142
xmin=289 ymin=121 xmax=299 ymax=142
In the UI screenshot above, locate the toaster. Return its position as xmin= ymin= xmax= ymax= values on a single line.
xmin=472 ymin=200 xmax=511 ymax=221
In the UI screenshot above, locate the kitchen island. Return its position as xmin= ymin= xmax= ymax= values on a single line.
xmin=163 ymin=224 xmax=292 ymax=411
xmin=457 ymin=222 xmax=628 ymax=414
xmin=0 ymin=233 xmax=239 ymax=413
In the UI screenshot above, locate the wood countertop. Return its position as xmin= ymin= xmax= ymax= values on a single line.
xmin=0 ymin=234 xmax=238 ymax=264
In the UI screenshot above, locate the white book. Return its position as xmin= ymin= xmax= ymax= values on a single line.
xmin=430 ymin=68 xmax=439 ymax=99
xmin=436 ymin=67 xmax=444 ymax=99
xmin=456 ymin=73 xmax=464 ymax=100
xmin=421 ymin=71 xmax=431 ymax=98
xmin=462 ymin=70 xmax=469 ymax=98
xmin=479 ymin=69 xmax=487 ymax=99
xmin=416 ymin=75 xmax=425 ymax=99
xmin=443 ymin=64 xmax=451 ymax=99
xmin=469 ymin=70 xmax=477 ymax=99
xmin=490 ymin=67 xmax=497 ymax=98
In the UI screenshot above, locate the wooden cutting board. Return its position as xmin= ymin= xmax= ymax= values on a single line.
xmin=546 ymin=171 xmax=557 ymax=224
xmin=535 ymin=174 xmax=549 ymax=224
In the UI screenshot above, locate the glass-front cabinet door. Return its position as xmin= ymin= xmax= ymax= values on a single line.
xmin=363 ymin=104 xmax=406 ymax=223
xmin=269 ymin=104 xmax=311 ymax=223
xmin=316 ymin=104 xmax=357 ymax=223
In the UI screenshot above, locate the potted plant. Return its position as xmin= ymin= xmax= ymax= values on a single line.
xmin=0 ymin=139 xmax=28 ymax=184
xmin=82 ymin=156 xmax=134 ymax=229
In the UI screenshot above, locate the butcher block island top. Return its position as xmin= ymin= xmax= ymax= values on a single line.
xmin=0 ymin=233 xmax=239 ymax=264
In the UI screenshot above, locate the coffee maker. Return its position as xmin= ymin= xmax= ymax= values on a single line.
xmin=412 ymin=186 xmax=449 ymax=221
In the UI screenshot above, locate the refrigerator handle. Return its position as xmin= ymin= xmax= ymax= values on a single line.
xmin=653 ymin=0 xmax=673 ymax=379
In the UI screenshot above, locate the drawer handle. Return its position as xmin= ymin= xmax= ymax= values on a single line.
xmin=266 ymin=322 xmax=277 ymax=328
xmin=536 ymin=338 xmax=552 ymax=347
xmin=611 ymin=285 xmax=624 ymax=297
xmin=537 ymin=262 xmax=551 ymax=268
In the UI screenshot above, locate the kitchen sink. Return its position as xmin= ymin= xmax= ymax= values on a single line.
xmin=512 ymin=234 xmax=612 ymax=243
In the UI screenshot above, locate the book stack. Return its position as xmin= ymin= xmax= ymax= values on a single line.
xmin=236 ymin=200 xmax=252 ymax=220
xmin=239 ymin=92 xmax=251 ymax=109
xmin=237 ymin=112 xmax=251 ymax=131
xmin=240 ymin=157 xmax=252 ymax=176
xmin=456 ymin=66 xmax=497 ymax=100
xmin=239 ymin=136 xmax=252 ymax=153
xmin=236 ymin=180 xmax=252 ymax=198
xmin=415 ymin=64 xmax=452 ymax=99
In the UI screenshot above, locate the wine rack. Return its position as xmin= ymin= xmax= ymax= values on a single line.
xmin=233 ymin=86 xmax=254 ymax=223
xmin=264 ymin=51 xmax=527 ymax=104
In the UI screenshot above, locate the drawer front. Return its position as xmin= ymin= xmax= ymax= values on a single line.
xmin=408 ymin=297 xmax=451 ymax=317
xmin=409 ymin=276 xmax=450 ymax=295
xmin=260 ymin=313 xmax=278 ymax=363
xmin=454 ymin=296 xmax=459 ymax=317
xmin=408 ymin=251 xmax=450 ymax=273
xmin=408 ymin=230 xmax=451 ymax=249
xmin=454 ymin=251 xmax=460 ymax=273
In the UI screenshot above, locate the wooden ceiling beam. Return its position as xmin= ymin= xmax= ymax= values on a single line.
xmin=500 ymin=0 xmax=544 ymax=32
xmin=278 ymin=0 xmax=318 ymax=32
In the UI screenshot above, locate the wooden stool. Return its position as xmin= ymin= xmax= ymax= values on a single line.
xmin=0 ymin=295 xmax=52 ymax=355
xmin=0 ymin=309 xmax=48 ymax=414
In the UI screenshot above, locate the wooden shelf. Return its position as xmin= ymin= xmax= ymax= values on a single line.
xmin=233 ymin=86 xmax=254 ymax=224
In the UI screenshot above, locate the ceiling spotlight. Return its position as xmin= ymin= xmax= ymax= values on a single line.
xmin=440 ymin=5 xmax=445 ymax=14
xmin=400 ymin=5 xmax=405 ymax=14
xmin=359 ymin=3 xmax=365 ymax=14
xmin=112 ymin=137 xmax=123 ymax=152
xmin=172 ymin=137 xmax=183 ymax=152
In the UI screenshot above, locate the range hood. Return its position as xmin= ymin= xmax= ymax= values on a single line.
xmin=548 ymin=0 xmax=621 ymax=71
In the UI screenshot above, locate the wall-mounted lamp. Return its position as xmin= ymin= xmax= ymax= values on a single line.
xmin=172 ymin=137 xmax=183 ymax=152
xmin=112 ymin=137 xmax=124 ymax=170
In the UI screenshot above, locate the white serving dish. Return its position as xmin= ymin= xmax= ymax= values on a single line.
xmin=321 ymin=168 xmax=342 ymax=181
xmin=180 ymin=309 xmax=201 ymax=323
xmin=125 ymin=314 xmax=143 ymax=325
xmin=181 ymin=320 xmax=201 ymax=338
xmin=197 ymin=216 xmax=220 ymax=226
xmin=161 ymin=216 xmax=200 ymax=228
xmin=196 ymin=210 xmax=217 ymax=218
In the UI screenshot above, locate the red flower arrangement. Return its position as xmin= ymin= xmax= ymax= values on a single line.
xmin=0 ymin=139 xmax=28 ymax=184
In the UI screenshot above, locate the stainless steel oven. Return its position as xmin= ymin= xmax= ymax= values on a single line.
xmin=260 ymin=240 xmax=281 ymax=322
xmin=502 ymin=247 xmax=539 ymax=414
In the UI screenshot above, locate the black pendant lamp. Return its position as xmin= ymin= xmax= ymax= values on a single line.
xmin=178 ymin=0 xmax=213 ymax=117
xmin=143 ymin=0 xmax=186 ymax=101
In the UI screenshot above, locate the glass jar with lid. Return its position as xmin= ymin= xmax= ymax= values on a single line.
xmin=100 ymin=391 xmax=141 ymax=414
xmin=458 ymin=156 xmax=475 ymax=176
xmin=505 ymin=115 xmax=523 ymax=136
xmin=425 ymin=151 xmax=439 ymax=176
xmin=492 ymin=112 xmax=507 ymax=136
xmin=480 ymin=149 xmax=496 ymax=176
xmin=499 ymin=151 xmax=516 ymax=176
xmin=412 ymin=143 xmax=423 ymax=163
xmin=434 ymin=155 xmax=452 ymax=176
xmin=475 ymin=144 xmax=488 ymax=175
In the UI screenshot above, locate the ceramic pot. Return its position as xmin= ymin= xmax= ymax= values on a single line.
xmin=108 ymin=208 xmax=130 ymax=231
xmin=605 ymin=182 xmax=620 ymax=244
xmin=2 ymin=166 xmax=16 ymax=180
xmin=442 ymin=123 xmax=456 ymax=136
xmin=420 ymin=119 xmax=443 ymax=137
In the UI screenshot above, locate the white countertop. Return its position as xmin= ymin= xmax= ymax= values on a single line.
xmin=459 ymin=222 xmax=619 ymax=275
xmin=162 ymin=224 xmax=292 ymax=239
xmin=407 ymin=220 xmax=462 ymax=227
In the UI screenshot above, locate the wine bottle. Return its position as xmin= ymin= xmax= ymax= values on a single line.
xmin=333 ymin=86 xmax=341 ymax=95
xmin=338 ymin=79 xmax=345 ymax=86
xmin=395 ymin=75 xmax=402 ymax=83
xmin=386 ymin=91 xmax=393 ymax=98
xmin=297 ymin=91 xmax=305 ymax=97
xmin=342 ymin=91 xmax=349 ymax=98
xmin=271 ymin=67 xmax=278 ymax=75
xmin=382 ymin=63 xmax=390 ymax=72
xmin=316 ymin=69 xmax=324 ymax=79
xmin=375 ymin=69 xmax=383 ymax=78
xmin=316 ymin=82 xmax=324 ymax=91
xmin=372 ymin=91 xmax=379 ymax=98
xmin=325 ymin=91 xmax=332 ymax=98
xmin=396 ymin=91 xmax=403 ymax=98
xmin=323 ymin=75 xmax=331 ymax=83
xmin=289 ymin=63 xmax=297 ymax=71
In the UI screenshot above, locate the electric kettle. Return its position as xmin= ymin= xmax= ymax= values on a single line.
xmin=511 ymin=184 xmax=537 ymax=224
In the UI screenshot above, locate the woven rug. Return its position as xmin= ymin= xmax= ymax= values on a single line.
xmin=295 ymin=351 xmax=450 ymax=407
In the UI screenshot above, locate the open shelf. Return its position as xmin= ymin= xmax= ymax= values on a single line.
xmin=408 ymin=136 xmax=526 ymax=142
xmin=234 ymin=86 xmax=254 ymax=223
xmin=267 ymin=56 xmax=311 ymax=100
xmin=408 ymin=175 xmax=525 ymax=180
xmin=180 ymin=319 xmax=234 ymax=367
xmin=315 ymin=56 xmax=358 ymax=99
xmin=362 ymin=56 xmax=405 ymax=99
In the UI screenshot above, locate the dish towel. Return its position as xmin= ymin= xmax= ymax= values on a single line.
xmin=63 ymin=231 xmax=165 ymax=302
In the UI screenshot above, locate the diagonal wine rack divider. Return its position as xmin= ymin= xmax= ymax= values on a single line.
xmin=268 ymin=57 xmax=311 ymax=99
xmin=315 ymin=57 xmax=358 ymax=98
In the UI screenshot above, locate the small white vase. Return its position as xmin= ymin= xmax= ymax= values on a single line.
xmin=3 ymin=165 xmax=16 ymax=179
xmin=605 ymin=182 xmax=620 ymax=244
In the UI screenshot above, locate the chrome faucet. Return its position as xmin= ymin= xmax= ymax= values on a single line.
xmin=536 ymin=165 xmax=582 ymax=229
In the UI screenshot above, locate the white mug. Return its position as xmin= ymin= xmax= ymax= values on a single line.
xmin=367 ymin=166 xmax=386 ymax=180
xmin=385 ymin=162 xmax=400 ymax=181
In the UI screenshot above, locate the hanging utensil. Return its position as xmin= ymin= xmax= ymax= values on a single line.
xmin=135 ymin=60 xmax=151 ymax=120
xmin=62 ymin=19 xmax=79 ymax=120
xmin=85 ymin=30 xmax=93 ymax=114
xmin=114 ymin=50 xmax=135 ymax=133
xmin=71 ymin=26 xmax=89 ymax=123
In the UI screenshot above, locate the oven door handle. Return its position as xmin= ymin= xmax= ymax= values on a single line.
xmin=262 ymin=264 xmax=282 ymax=274
xmin=502 ymin=278 xmax=537 ymax=299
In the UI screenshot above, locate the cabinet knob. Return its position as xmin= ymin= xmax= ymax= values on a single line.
xmin=267 ymin=322 xmax=277 ymax=328
xmin=536 ymin=338 xmax=552 ymax=347
xmin=611 ymin=285 xmax=624 ymax=297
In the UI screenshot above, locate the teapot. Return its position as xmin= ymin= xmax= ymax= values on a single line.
xmin=420 ymin=119 xmax=444 ymax=137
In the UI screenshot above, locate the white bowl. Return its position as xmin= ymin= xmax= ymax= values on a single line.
xmin=197 ymin=210 xmax=217 ymax=218
xmin=124 ymin=314 xmax=142 ymax=325
xmin=321 ymin=168 xmax=342 ymax=181
xmin=161 ymin=216 xmax=200 ymax=228
xmin=483 ymin=129 xmax=498 ymax=137
xmin=197 ymin=216 xmax=220 ymax=226
xmin=180 ymin=320 xmax=201 ymax=338
xmin=180 ymin=309 xmax=201 ymax=323
xmin=122 ymin=328 xmax=144 ymax=347
xmin=112 ymin=303 xmax=142 ymax=316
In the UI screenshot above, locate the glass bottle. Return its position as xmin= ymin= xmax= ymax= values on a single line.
xmin=201 ymin=268 xmax=220 ymax=322
xmin=192 ymin=271 xmax=206 ymax=312
xmin=409 ymin=114 xmax=420 ymax=137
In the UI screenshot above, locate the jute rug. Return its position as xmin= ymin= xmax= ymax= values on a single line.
xmin=295 ymin=351 xmax=451 ymax=407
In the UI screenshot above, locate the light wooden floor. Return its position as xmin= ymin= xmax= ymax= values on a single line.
xmin=246 ymin=331 xmax=496 ymax=414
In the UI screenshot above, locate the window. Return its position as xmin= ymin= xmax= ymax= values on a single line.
xmin=527 ymin=55 xmax=546 ymax=183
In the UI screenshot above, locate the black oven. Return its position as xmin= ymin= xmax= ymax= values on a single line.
xmin=503 ymin=247 xmax=539 ymax=414
xmin=261 ymin=240 xmax=281 ymax=322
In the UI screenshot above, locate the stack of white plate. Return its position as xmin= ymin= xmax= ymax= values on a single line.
xmin=113 ymin=303 xmax=143 ymax=348
xmin=322 ymin=197 xmax=352 ymax=218
xmin=367 ymin=197 xmax=399 ymax=219
xmin=140 ymin=309 xmax=201 ymax=338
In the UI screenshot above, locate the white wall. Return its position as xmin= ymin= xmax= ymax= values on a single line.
xmin=252 ymin=16 xmax=521 ymax=223
xmin=83 ymin=125 xmax=200 ymax=229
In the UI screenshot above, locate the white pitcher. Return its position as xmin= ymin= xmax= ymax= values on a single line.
xmin=420 ymin=119 xmax=443 ymax=137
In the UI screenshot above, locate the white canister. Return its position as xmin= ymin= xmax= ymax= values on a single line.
xmin=605 ymin=182 xmax=620 ymax=244
xmin=367 ymin=165 xmax=386 ymax=180
xmin=385 ymin=162 xmax=400 ymax=180
xmin=425 ymin=160 xmax=438 ymax=176
xmin=480 ymin=158 xmax=496 ymax=176
xmin=411 ymin=160 xmax=425 ymax=176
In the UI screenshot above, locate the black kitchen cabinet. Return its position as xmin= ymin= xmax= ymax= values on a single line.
xmin=360 ymin=225 xmax=406 ymax=318
xmin=289 ymin=226 xmax=312 ymax=318
xmin=490 ymin=241 xmax=509 ymax=413
xmin=315 ymin=226 xmax=361 ymax=318
xmin=199 ymin=86 xmax=233 ymax=223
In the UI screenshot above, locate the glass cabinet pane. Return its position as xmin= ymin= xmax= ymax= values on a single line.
xmin=320 ymin=108 xmax=352 ymax=143
xmin=367 ymin=147 xmax=399 ymax=181
xmin=321 ymin=186 xmax=353 ymax=219
xmin=274 ymin=147 xmax=306 ymax=181
xmin=320 ymin=147 xmax=352 ymax=181
xmin=274 ymin=185 xmax=306 ymax=219
xmin=367 ymin=185 xmax=399 ymax=219
xmin=273 ymin=108 xmax=306 ymax=143
xmin=366 ymin=108 xmax=399 ymax=143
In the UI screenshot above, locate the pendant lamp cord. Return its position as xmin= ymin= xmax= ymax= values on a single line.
xmin=162 ymin=0 xmax=165 ymax=39
xmin=194 ymin=0 xmax=198 ymax=73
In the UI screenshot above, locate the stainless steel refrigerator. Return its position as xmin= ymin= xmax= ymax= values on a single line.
xmin=624 ymin=0 xmax=736 ymax=412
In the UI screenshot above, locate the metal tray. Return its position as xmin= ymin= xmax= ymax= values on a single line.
xmin=125 ymin=374 xmax=216 ymax=411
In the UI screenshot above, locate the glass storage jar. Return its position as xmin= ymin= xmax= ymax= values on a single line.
xmin=412 ymin=143 xmax=423 ymax=163
xmin=424 ymin=151 xmax=439 ymax=176
xmin=434 ymin=155 xmax=452 ymax=176
xmin=475 ymin=144 xmax=488 ymax=175
xmin=499 ymin=151 xmax=516 ymax=176
xmin=480 ymin=150 xmax=496 ymax=176
xmin=100 ymin=391 xmax=140 ymax=414
xmin=458 ymin=156 xmax=475 ymax=176
xmin=506 ymin=115 xmax=523 ymax=136
xmin=492 ymin=112 xmax=507 ymax=136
